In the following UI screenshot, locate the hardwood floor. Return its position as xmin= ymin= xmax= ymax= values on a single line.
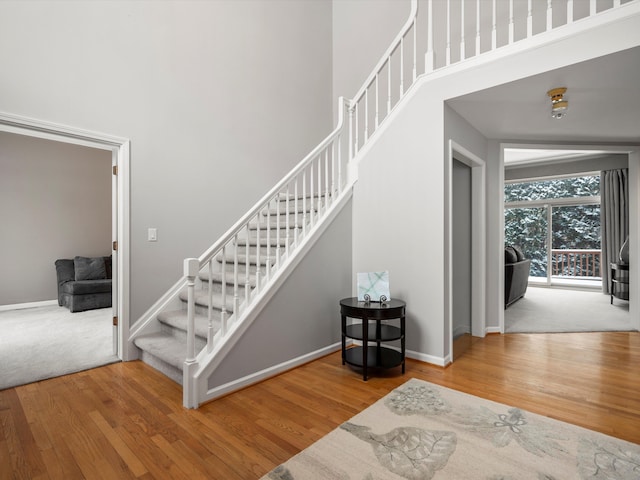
xmin=2 ymin=331 xmax=639 ymax=479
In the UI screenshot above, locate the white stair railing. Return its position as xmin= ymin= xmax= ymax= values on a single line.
xmin=128 ymin=0 xmax=636 ymax=408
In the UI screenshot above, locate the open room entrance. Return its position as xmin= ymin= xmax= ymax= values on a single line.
xmin=0 ymin=113 xmax=130 ymax=389
xmin=502 ymin=147 xmax=632 ymax=334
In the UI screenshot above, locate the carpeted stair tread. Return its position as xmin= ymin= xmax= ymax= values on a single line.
xmin=157 ymin=309 xmax=218 ymax=339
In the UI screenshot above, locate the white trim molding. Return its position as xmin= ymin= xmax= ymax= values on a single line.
xmin=447 ymin=140 xmax=487 ymax=363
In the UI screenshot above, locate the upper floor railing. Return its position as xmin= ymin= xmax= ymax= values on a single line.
xmin=349 ymin=0 xmax=636 ymax=155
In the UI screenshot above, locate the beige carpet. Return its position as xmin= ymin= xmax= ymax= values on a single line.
xmin=0 ymin=305 xmax=119 ymax=390
xmin=505 ymin=286 xmax=631 ymax=333
xmin=263 ymin=378 xmax=640 ymax=479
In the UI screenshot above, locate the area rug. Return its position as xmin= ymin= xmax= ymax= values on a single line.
xmin=263 ymin=378 xmax=640 ymax=479
xmin=0 ymin=305 xmax=119 ymax=390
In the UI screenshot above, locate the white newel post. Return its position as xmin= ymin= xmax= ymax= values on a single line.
xmin=183 ymin=257 xmax=199 ymax=408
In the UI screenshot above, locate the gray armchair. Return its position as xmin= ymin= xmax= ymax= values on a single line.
xmin=55 ymin=256 xmax=112 ymax=312
xmin=505 ymin=246 xmax=530 ymax=308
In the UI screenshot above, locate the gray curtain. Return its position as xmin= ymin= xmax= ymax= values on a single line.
xmin=601 ymin=168 xmax=629 ymax=294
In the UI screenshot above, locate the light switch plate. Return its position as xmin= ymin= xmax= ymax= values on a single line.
xmin=148 ymin=228 xmax=157 ymax=242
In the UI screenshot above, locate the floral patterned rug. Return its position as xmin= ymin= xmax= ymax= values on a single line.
xmin=262 ymin=378 xmax=640 ymax=479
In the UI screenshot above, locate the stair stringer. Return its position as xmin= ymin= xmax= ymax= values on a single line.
xmin=183 ymin=185 xmax=352 ymax=406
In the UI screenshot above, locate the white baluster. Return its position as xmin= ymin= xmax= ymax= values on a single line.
xmin=508 ymin=0 xmax=514 ymax=44
xmin=285 ymin=186 xmax=290 ymax=258
xmin=207 ymin=260 xmax=214 ymax=352
xmin=221 ymin=245 xmax=227 ymax=336
xmin=266 ymin=201 xmax=272 ymax=279
xmin=426 ymin=0 xmax=434 ymax=72
xmin=244 ymin=222 xmax=250 ymax=305
xmin=294 ymin=179 xmax=299 ymax=246
xmin=476 ymin=0 xmax=481 ymax=57
xmin=590 ymin=0 xmax=596 ymax=16
xmin=233 ymin=234 xmax=239 ymax=316
xmin=375 ymin=73 xmax=379 ymax=129
xmin=354 ymin=103 xmax=359 ymax=154
xmin=317 ymin=155 xmax=322 ymax=216
xmin=364 ymin=88 xmax=369 ymax=141
xmin=400 ymin=35 xmax=405 ymax=96
xmin=460 ymin=0 xmax=466 ymax=60
xmin=491 ymin=0 xmax=497 ymax=50
xmin=310 ymin=160 xmax=315 ymax=228
xmin=255 ymin=210 xmax=261 ymax=293
xmin=348 ymin=102 xmax=355 ymax=160
xmin=527 ymin=0 xmax=533 ymax=37
xmin=387 ymin=57 xmax=392 ymax=114
xmin=613 ymin=0 xmax=621 ymax=7
xmin=331 ymin=141 xmax=336 ymax=201
xmin=337 ymin=131 xmax=342 ymax=192
xmin=566 ymin=0 xmax=573 ymax=24
xmin=446 ymin=0 xmax=451 ymax=65
xmin=184 ymin=258 xmax=199 ymax=364
xmin=324 ymin=149 xmax=329 ymax=210
xmin=412 ymin=18 xmax=417 ymax=81
xmin=206 ymin=257 xmax=212 ymax=338
xmin=275 ymin=194 xmax=281 ymax=266
xmin=302 ymin=170 xmax=307 ymax=236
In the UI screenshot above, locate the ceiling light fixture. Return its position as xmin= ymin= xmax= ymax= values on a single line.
xmin=547 ymin=87 xmax=568 ymax=119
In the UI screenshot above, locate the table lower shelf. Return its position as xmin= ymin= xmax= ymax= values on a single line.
xmin=344 ymin=346 xmax=403 ymax=369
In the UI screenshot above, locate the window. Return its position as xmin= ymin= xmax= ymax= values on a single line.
xmin=505 ymin=174 xmax=601 ymax=286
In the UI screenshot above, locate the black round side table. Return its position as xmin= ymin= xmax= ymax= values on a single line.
xmin=340 ymin=297 xmax=406 ymax=381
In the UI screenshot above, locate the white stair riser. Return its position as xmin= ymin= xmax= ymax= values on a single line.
xmin=139 ymin=350 xmax=183 ymax=385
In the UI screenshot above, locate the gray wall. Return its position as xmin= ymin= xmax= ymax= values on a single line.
xmin=0 ymin=1 xmax=333 ymax=321
xmin=0 ymin=132 xmax=111 ymax=305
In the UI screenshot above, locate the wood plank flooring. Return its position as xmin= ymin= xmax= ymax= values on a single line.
xmin=2 ymin=331 xmax=640 ymax=479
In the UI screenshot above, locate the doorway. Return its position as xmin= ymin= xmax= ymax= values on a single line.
xmin=447 ymin=140 xmax=486 ymax=363
xmin=452 ymin=158 xmax=472 ymax=359
xmin=0 ymin=112 xmax=130 ymax=360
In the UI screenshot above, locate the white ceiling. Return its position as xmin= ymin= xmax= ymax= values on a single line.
xmin=446 ymin=46 xmax=640 ymax=144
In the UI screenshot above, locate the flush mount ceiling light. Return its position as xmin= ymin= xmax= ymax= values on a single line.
xmin=547 ymin=87 xmax=568 ymax=119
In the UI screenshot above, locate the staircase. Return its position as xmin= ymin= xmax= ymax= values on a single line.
xmin=127 ymin=0 xmax=639 ymax=408
xmin=133 ymin=194 xmax=328 ymax=385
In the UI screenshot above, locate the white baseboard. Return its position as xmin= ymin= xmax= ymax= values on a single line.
xmin=485 ymin=326 xmax=502 ymax=334
xmin=201 ymin=343 xmax=342 ymax=405
xmin=0 ymin=299 xmax=58 ymax=311
xmin=406 ymin=349 xmax=448 ymax=367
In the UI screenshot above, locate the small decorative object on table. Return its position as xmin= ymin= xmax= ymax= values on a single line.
xmin=357 ymin=271 xmax=390 ymax=304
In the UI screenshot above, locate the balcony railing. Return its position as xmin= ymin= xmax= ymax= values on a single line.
xmin=551 ymin=249 xmax=601 ymax=278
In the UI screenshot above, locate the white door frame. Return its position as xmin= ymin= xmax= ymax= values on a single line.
xmin=498 ymin=142 xmax=640 ymax=334
xmin=0 ymin=112 xmax=131 ymax=360
xmin=447 ymin=140 xmax=487 ymax=362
